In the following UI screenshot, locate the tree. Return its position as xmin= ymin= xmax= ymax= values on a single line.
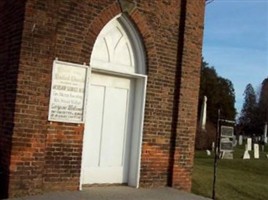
xmin=217 ymin=77 xmax=236 ymax=120
xmin=238 ymin=78 xmax=268 ymax=136
xmin=199 ymin=59 xmax=236 ymax=124
xmin=258 ymin=78 xmax=268 ymax=124
xmin=196 ymin=59 xmax=236 ymax=149
xmin=239 ymin=84 xmax=258 ymax=135
xmin=199 ymin=62 xmax=219 ymax=124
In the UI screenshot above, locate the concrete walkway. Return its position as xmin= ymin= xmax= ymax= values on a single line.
xmin=8 ymin=186 xmax=211 ymax=200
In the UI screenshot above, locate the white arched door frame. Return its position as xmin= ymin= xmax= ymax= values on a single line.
xmin=80 ymin=13 xmax=147 ymax=189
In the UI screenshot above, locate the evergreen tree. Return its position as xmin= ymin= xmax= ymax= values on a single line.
xmin=239 ymin=84 xmax=258 ymax=135
xmin=258 ymin=78 xmax=268 ymax=124
xmin=217 ymin=77 xmax=236 ymax=120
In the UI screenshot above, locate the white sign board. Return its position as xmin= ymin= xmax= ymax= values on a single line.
xmin=48 ymin=60 xmax=89 ymax=123
xmin=220 ymin=141 xmax=233 ymax=152
xmin=220 ymin=126 xmax=234 ymax=138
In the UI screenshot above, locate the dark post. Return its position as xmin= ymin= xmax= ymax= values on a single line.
xmin=212 ymin=109 xmax=221 ymax=200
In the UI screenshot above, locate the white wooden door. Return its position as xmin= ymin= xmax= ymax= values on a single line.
xmin=82 ymin=73 xmax=133 ymax=184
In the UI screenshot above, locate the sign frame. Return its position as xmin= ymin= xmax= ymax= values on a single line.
xmin=48 ymin=59 xmax=90 ymax=124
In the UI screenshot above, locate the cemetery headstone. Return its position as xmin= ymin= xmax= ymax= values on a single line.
xmin=243 ymin=144 xmax=250 ymax=159
xmin=212 ymin=142 xmax=215 ymax=152
xmin=221 ymin=151 xmax=233 ymax=159
xmin=254 ymin=144 xmax=259 ymax=159
xmin=247 ymin=138 xmax=252 ymax=151
xmin=239 ymin=135 xmax=243 ymax=145
xmin=232 ymin=138 xmax=237 ymax=147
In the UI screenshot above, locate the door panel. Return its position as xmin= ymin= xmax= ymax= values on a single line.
xmin=85 ymin=85 xmax=105 ymax=167
xmin=100 ymin=87 xmax=129 ymax=167
xmin=82 ymin=73 xmax=132 ymax=184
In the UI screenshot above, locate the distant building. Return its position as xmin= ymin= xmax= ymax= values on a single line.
xmin=0 ymin=0 xmax=205 ymax=198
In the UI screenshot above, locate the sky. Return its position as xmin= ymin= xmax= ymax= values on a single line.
xmin=202 ymin=0 xmax=268 ymax=115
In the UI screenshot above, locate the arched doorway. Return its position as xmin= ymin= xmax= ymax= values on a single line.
xmin=80 ymin=14 xmax=147 ymax=188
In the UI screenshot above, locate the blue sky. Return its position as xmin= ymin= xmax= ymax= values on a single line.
xmin=202 ymin=0 xmax=268 ymax=115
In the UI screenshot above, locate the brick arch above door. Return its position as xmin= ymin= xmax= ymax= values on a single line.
xmin=81 ymin=7 xmax=158 ymax=75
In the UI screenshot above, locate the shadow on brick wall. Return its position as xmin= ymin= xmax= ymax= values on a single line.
xmin=167 ymin=0 xmax=187 ymax=187
xmin=0 ymin=0 xmax=26 ymax=198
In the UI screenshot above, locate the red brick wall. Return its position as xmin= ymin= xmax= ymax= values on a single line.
xmin=171 ymin=0 xmax=205 ymax=191
xmin=134 ymin=0 xmax=205 ymax=191
xmin=137 ymin=0 xmax=182 ymax=187
xmin=6 ymin=0 xmax=56 ymax=197
xmin=1 ymin=0 xmax=205 ymax=197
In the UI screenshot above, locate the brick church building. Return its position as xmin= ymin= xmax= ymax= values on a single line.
xmin=0 ymin=0 xmax=205 ymax=198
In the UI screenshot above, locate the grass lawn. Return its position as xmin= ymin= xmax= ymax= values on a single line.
xmin=192 ymin=145 xmax=268 ymax=200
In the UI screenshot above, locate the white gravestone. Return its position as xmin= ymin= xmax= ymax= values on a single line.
xmin=243 ymin=144 xmax=250 ymax=159
xmin=239 ymin=135 xmax=243 ymax=145
xmin=212 ymin=142 xmax=215 ymax=152
xmin=247 ymin=138 xmax=252 ymax=151
xmin=232 ymin=138 xmax=237 ymax=147
xmin=254 ymin=144 xmax=259 ymax=159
